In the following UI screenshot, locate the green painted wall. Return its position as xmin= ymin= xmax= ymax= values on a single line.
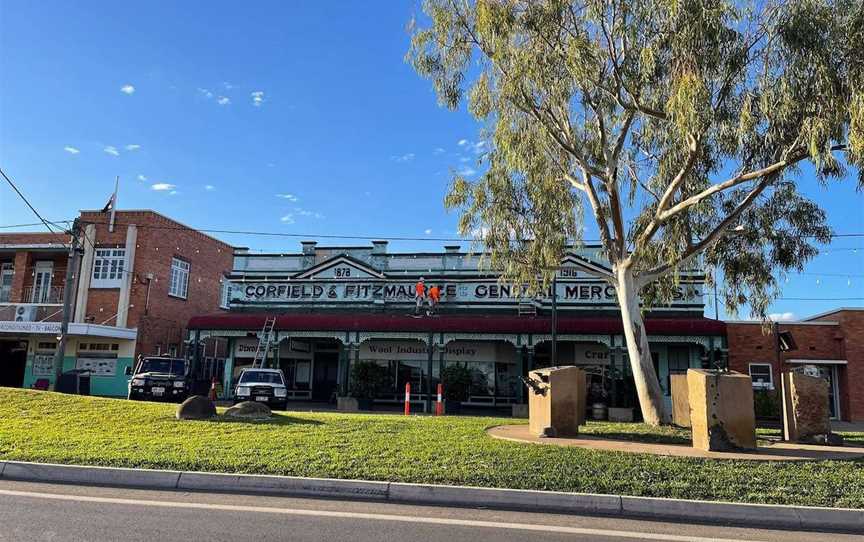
xmin=22 ymin=355 xmax=133 ymax=397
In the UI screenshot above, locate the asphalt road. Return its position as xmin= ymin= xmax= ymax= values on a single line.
xmin=0 ymin=480 xmax=859 ymax=542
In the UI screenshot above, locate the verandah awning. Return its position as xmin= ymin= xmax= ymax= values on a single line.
xmin=188 ymin=312 xmax=725 ymax=336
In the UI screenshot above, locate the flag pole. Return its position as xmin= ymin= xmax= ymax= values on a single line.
xmin=109 ymin=176 xmax=119 ymax=232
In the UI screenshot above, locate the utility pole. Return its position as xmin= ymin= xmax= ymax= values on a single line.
xmin=53 ymin=218 xmax=82 ymax=389
xmin=551 ymin=275 xmax=558 ymax=366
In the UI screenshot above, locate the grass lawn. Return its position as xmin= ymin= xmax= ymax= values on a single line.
xmin=1 ymin=388 xmax=863 ymax=508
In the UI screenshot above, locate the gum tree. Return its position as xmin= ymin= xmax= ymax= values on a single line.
xmin=408 ymin=0 xmax=862 ymax=425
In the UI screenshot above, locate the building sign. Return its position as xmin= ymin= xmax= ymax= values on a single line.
xmin=360 ymin=340 xmax=494 ymax=362
xmin=32 ymin=354 xmax=55 ymax=376
xmin=573 ymin=343 xmax=610 ymax=365
xmin=76 ymin=357 xmax=117 ymax=376
xmin=0 ymin=321 xmax=62 ymax=334
xmin=229 ymin=280 xmax=702 ymax=309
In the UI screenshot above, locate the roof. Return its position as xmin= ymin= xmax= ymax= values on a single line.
xmin=801 ymin=307 xmax=864 ymax=322
xmin=188 ymin=312 xmax=726 ymax=336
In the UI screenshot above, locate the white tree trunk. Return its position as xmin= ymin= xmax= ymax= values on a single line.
xmin=614 ymin=266 xmax=670 ymax=426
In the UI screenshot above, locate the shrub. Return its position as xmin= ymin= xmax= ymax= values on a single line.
xmin=441 ymin=363 xmax=472 ymax=402
xmin=349 ymin=361 xmax=390 ymax=400
xmin=754 ymin=389 xmax=782 ymax=419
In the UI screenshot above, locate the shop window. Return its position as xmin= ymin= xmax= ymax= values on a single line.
xmin=749 ymin=363 xmax=774 ymax=390
xmin=92 ymin=248 xmax=126 ymax=288
xmin=169 ymin=257 xmax=190 ymax=299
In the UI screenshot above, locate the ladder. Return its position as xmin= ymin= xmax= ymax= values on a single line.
xmin=251 ymin=317 xmax=277 ymax=368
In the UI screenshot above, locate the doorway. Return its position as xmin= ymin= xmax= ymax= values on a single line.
xmin=312 ymin=352 xmax=339 ymax=402
xmin=0 ymin=340 xmax=28 ymax=388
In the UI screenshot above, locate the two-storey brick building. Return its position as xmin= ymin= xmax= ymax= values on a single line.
xmin=0 ymin=209 xmax=233 ymax=396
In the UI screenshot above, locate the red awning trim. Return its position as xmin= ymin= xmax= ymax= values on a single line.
xmin=188 ymin=312 xmax=725 ymax=336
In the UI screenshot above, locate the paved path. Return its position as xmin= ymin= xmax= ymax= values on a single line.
xmin=0 ymin=480 xmax=860 ymax=542
xmin=488 ymin=424 xmax=864 ymax=461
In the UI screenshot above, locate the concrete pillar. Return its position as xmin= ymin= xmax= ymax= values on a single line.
xmin=116 ymin=225 xmax=137 ymax=328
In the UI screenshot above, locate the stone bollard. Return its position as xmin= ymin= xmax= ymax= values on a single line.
xmin=687 ymin=369 xmax=756 ymax=451
xmin=781 ymin=371 xmax=836 ymax=444
xmin=670 ymin=374 xmax=691 ymax=428
xmin=526 ymin=366 xmax=586 ymax=438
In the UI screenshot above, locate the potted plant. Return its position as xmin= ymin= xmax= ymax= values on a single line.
xmin=349 ymin=361 xmax=390 ymax=410
xmin=441 ymin=363 xmax=472 ymax=414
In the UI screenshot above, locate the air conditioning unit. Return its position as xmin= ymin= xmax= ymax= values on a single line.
xmin=14 ymin=305 xmax=38 ymax=322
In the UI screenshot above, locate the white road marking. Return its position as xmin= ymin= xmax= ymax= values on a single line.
xmin=0 ymin=488 xmax=760 ymax=542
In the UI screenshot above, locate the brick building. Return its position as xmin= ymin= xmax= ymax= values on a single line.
xmin=727 ymin=308 xmax=864 ymax=422
xmin=0 ymin=209 xmax=233 ymax=396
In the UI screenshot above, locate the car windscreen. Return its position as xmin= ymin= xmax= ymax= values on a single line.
xmin=138 ymin=359 xmax=185 ymax=375
xmin=239 ymin=371 xmax=284 ymax=385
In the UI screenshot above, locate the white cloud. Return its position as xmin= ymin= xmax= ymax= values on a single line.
xmin=125 ymin=144 xmax=141 ymax=151
xmin=769 ymin=312 xmax=797 ymax=322
xmin=424 ymin=229 xmax=433 ymax=235
xmin=137 ymin=174 xmax=147 ymax=182
xmin=391 ymin=153 xmax=415 ymax=163
xmin=472 ymin=141 xmax=486 ymax=154
xmin=251 ymin=90 xmax=265 ymax=107
xmin=280 ymin=214 xmax=295 ymax=224
xmin=457 ymin=139 xmax=469 ymax=146
xmin=217 ymin=96 xmax=231 ymax=106
xmin=151 ymin=183 xmax=176 ymax=191
xmin=204 ymin=184 xmax=215 ymax=191
xmin=103 ymin=146 xmax=120 ymax=156
xmin=276 ymin=193 xmax=298 ymax=202
xmin=169 ymin=190 xmax=179 ymax=195
xmin=295 ymin=207 xmax=324 ymax=219
xmin=120 ymin=84 xmax=135 ymax=95
xmin=457 ymin=166 xmax=477 ymax=177
xmin=433 ymin=147 xmax=446 ymax=155
xmin=63 ymin=146 xmax=80 ymax=154
xmin=223 ymin=82 xmax=234 ymax=90
xmin=459 ymin=156 xmax=471 ymax=163
xmin=198 ymin=88 xmax=214 ymax=99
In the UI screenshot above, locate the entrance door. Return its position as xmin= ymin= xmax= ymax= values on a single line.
xmin=312 ymin=352 xmax=339 ymax=401
xmin=0 ymin=340 xmax=28 ymax=388
xmin=31 ymin=261 xmax=53 ymax=303
xmin=813 ymin=365 xmax=841 ymax=420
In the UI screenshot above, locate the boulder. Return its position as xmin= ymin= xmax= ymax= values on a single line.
xmin=176 ymin=395 xmax=216 ymax=420
xmin=224 ymin=401 xmax=272 ymax=420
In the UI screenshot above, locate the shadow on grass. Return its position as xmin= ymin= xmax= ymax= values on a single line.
xmin=581 ymin=431 xmax=691 ymax=445
xmin=174 ymin=415 xmax=323 ymax=426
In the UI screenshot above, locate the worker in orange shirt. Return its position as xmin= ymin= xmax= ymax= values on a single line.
xmin=414 ymin=277 xmax=426 ymax=315
xmin=427 ymin=284 xmax=441 ymax=316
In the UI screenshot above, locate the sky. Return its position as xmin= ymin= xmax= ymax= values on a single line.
xmin=1 ymin=1 xmax=862 ymax=322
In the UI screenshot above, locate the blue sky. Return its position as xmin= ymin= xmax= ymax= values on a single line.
xmin=1 ymin=1 xmax=862 ymax=321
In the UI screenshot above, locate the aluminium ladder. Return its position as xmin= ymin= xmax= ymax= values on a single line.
xmin=251 ymin=316 xmax=277 ymax=368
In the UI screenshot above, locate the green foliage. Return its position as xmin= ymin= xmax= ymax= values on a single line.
xmin=753 ymin=389 xmax=782 ymax=419
xmin=349 ymin=361 xmax=390 ymax=400
xmin=2 ymin=389 xmax=864 ymax=508
xmin=407 ymin=0 xmax=862 ymax=320
xmin=441 ymin=363 xmax=473 ymax=401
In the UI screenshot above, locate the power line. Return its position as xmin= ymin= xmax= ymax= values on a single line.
xmin=0 ymin=168 xmax=61 ymax=234
xmin=0 ymin=220 xmax=74 ymax=230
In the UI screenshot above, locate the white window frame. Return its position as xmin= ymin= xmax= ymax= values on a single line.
xmin=31 ymin=261 xmax=54 ymax=303
xmin=91 ymin=248 xmax=126 ymax=288
xmin=0 ymin=262 xmax=13 ymax=303
xmin=748 ymin=363 xmax=774 ymax=390
xmin=169 ymin=257 xmax=190 ymax=299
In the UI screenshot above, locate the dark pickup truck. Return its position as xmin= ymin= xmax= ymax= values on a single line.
xmin=127 ymin=356 xmax=192 ymax=402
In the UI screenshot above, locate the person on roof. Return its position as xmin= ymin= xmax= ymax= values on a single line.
xmin=414 ymin=277 xmax=426 ymax=315
xmin=427 ymin=284 xmax=441 ymax=315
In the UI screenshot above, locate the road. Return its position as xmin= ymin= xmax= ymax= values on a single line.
xmin=0 ymin=480 xmax=859 ymax=542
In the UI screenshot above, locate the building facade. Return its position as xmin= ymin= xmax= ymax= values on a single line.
xmin=727 ymin=308 xmax=864 ymax=422
xmin=189 ymin=241 xmax=726 ymax=415
xmin=0 ymin=209 xmax=233 ymax=396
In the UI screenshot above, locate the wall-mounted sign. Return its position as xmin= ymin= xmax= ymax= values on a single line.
xmin=32 ymin=354 xmax=55 ymax=376
xmin=229 ymin=280 xmax=702 ymax=310
xmin=359 ymin=340 xmax=495 ymax=362
xmin=573 ymin=343 xmax=610 ymax=365
xmin=0 ymin=321 xmax=62 ymax=334
xmin=76 ymin=357 xmax=117 ymax=376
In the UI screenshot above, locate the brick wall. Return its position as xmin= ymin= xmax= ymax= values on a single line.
xmin=727 ymin=313 xmax=862 ymax=421
xmin=0 ymin=232 xmax=70 ymax=304
xmin=79 ymin=210 xmax=233 ymax=359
